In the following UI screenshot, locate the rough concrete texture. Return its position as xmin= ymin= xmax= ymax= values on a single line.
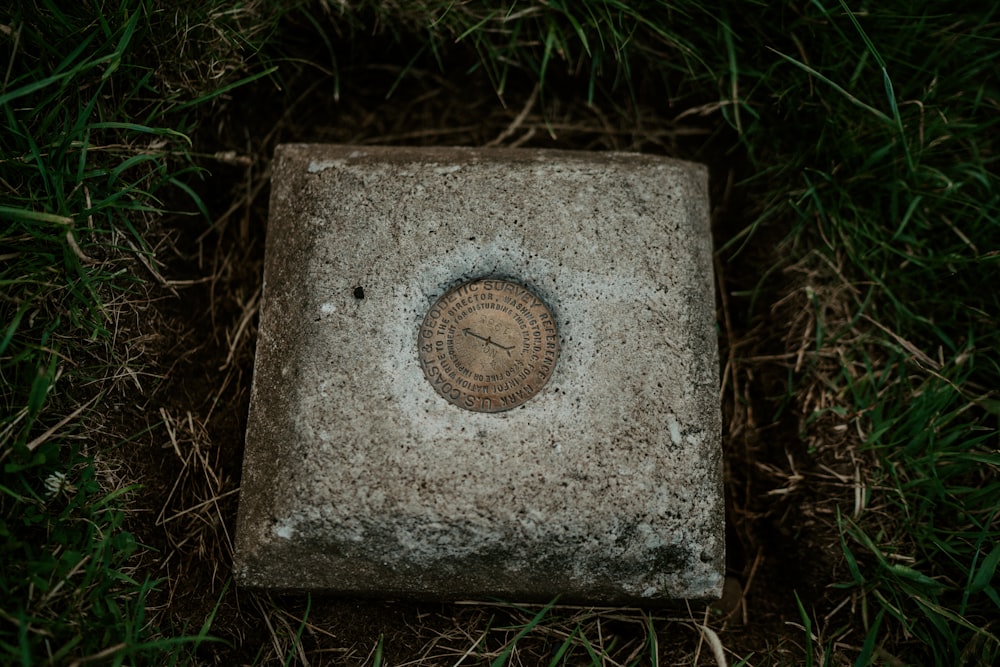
xmin=234 ymin=144 xmax=723 ymax=603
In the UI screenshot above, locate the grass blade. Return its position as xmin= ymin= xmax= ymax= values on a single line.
xmin=765 ymin=47 xmax=891 ymax=124
xmin=172 ymin=66 xmax=279 ymax=111
xmin=795 ymin=591 xmax=814 ymax=667
xmin=491 ymin=598 xmax=559 ymax=667
xmin=854 ymin=609 xmax=884 ymax=667
xmin=0 ymin=206 xmax=72 ymax=225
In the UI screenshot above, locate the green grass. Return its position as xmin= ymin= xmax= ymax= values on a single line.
xmin=2 ymin=0 xmax=999 ymax=664
xmin=836 ymin=361 xmax=1000 ymax=664
xmin=0 ymin=1 xmax=274 ymax=662
xmin=743 ymin=4 xmax=1000 ymax=663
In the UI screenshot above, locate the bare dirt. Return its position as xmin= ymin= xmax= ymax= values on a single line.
xmin=120 ymin=29 xmax=861 ymax=666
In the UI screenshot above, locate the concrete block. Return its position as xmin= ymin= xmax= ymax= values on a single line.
xmin=234 ymin=144 xmax=723 ymax=603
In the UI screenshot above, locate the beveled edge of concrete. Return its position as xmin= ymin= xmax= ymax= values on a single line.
xmin=234 ymin=144 xmax=723 ymax=604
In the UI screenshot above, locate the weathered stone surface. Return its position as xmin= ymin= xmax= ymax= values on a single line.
xmin=234 ymin=144 xmax=723 ymax=603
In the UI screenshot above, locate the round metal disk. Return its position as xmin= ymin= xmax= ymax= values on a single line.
xmin=418 ymin=278 xmax=559 ymax=413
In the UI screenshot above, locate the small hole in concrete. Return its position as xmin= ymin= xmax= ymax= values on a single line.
xmin=353 ymin=286 xmax=365 ymax=299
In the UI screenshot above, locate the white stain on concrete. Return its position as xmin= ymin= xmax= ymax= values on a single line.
xmin=273 ymin=521 xmax=296 ymax=540
xmin=307 ymin=159 xmax=345 ymax=173
xmin=668 ymin=415 xmax=682 ymax=445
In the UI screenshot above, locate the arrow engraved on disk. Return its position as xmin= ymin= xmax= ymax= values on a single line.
xmin=462 ymin=328 xmax=514 ymax=356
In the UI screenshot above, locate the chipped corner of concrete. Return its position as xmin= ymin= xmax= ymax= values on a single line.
xmin=234 ymin=144 xmax=724 ymax=604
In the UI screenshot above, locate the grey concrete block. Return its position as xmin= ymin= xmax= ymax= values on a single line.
xmin=234 ymin=144 xmax=723 ymax=603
